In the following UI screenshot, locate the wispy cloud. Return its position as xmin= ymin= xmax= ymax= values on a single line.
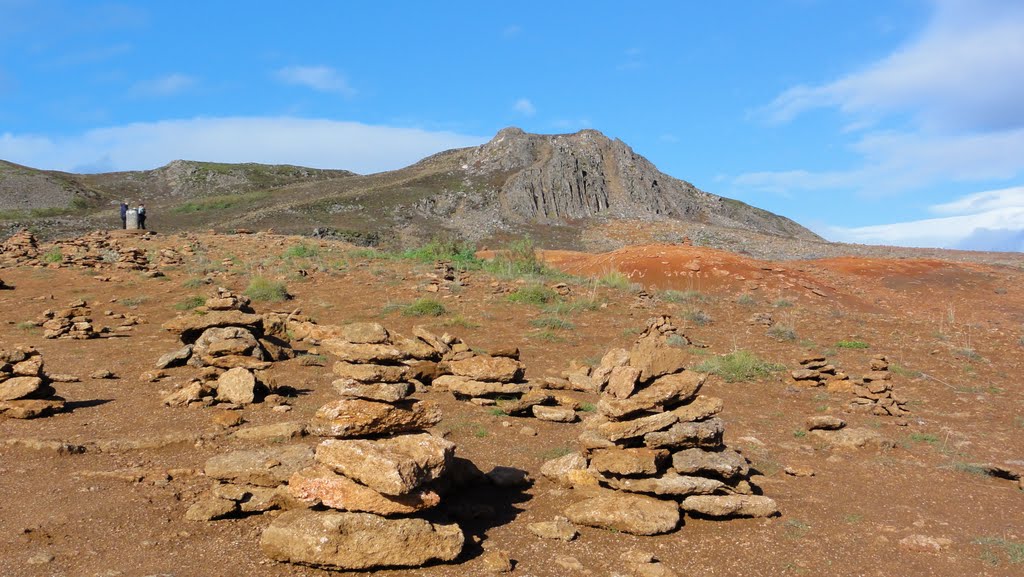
xmin=760 ymin=0 xmax=1024 ymax=131
xmin=502 ymin=24 xmax=521 ymax=38
xmin=276 ymin=65 xmax=355 ymax=96
xmin=0 ymin=117 xmax=486 ymax=174
xmin=828 ymin=186 xmax=1024 ymax=250
xmin=513 ymin=98 xmax=535 ymax=117
xmin=617 ymin=47 xmax=646 ymax=71
xmin=740 ymin=0 xmax=1024 ymax=202
xmin=129 ymin=73 xmax=196 ymax=97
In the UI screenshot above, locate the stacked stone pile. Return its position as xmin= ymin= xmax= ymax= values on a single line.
xmin=158 ymin=294 xmax=295 ymax=408
xmin=48 ymin=231 xmax=152 ymax=271
xmin=0 ymin=346 xmax=65 ymax=419
xmin=789 ymin=355 xmax=850 ymax=389
xmin=0 ymin=229 xmax=40 ymax=264
xmin=186 ymin=444 xmax=314 ymax=522
xmin=542 ymin=317 xmax=776 ymax=536
xmin=259 ymin=336 xmax=465 ymax=571
xmin=37 ymin=300 xmax=106 ymax=339
xmin=421 ymin=261 xmax=468 ymax=293
xmin=434 ymin=348 xmax=580 ymax=423
xmin=848 ymin=355 xmax=909 ymax=417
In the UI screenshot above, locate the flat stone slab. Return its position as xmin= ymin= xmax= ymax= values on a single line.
xmin=289 ymin=465 xmax=441 ymax=515
xmin=204 ymin=445 xmax=314 ymax=487
xmin=308 ymin=399 xmax=441 ymax=438
xmin=260 ymin=510 xmax=464 ymax=570
xmin=315 ymin=433 xmax=454 ymax=495
xmin=564 ymin=493 xmax=680 ymax=535
xmin=681 ymin=495 xmax=779 ymax=518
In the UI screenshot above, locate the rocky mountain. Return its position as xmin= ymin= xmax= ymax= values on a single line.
xmin=1 ymin=128 xmax=820 ymax=251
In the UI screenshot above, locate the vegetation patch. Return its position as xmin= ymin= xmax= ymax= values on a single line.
xmin=507 ymin=284 xmax=558 ymax=306
xmin=400 ymin=238 xmax=480 ymax=270
xmin=244 ymin=277 xmax=290 ymax=301
xmin=174 ymin=296 xmax=207 ymax=311
xmin=530 ymin=316 xmax=575 ymax=330
xmin=282 ymin=243 xmax=321 ymax=259
xmin=597 ymin=270 xmax=632 ymax=290
xmin=41 ymin=248 xmax=63 ymax=264
xmin=663 ymin=289 xmax=709 ymax=303
xmin=835 ymin=340 xmax=870 ymax=349
xmin=974 ymin=537 xmax=1024 ymax=565
xmin=172 ymin=190 xmax=271 ymax=213
xmin=767 ymin=325 xmax=797 ymax=341
xmin=695 ymin=350 xmax=785 ymax=383
xmin=402 ymin=298 xmax=447 ymax=317
xmin=683 ymin=309 xmax=712 ymax=326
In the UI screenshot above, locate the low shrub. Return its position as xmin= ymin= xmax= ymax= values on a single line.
xmin=244 ymin=277 xmax=290 ymax=301
xmin=402 ymin=298 xmax=447 ymax=317
xmin=694 ymin=350 xmax=785 ymax=382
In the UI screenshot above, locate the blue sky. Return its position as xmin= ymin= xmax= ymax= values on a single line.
xmin=1 ymin=0 xmax=1022 ymax=251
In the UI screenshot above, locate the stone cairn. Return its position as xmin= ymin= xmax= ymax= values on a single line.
xmin=258 ymin=322 xmax=465 ymax=571
xmin=0 ymin=346 xmax=66 ymax=419
xmin=434 ymin=348 xmax=580 ymax=423
xmin=848 ymin=355 xmax=909 ymax=417
xmin=158 ymin=290 xmax=295 ymax=408
xmin=186 ymin=444 xmax=313 ymax=523
xmin=790 ymin=354 xmax=909 ymax=417
xmin=789 ymin=354 xmax=849 ymax=389
xmin=0 ymin=229 xmax=40 ymax=264
xmin=36 ymin=300 xmax=106 ymax=339
xmin=542 ymin=317 xmax=777 ymax=536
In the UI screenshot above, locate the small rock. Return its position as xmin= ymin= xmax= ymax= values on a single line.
xmin=519 ymin=426 xmax=538 ymax=437
xmin=487 ymin=466 xmax=532 ymax=488
xmin=90 ymin=369 xmax=116 ymax=379
xmin=899 ymin=534 xmax=952 ymax=553
xmin=480 ymin=549 xmax=514 ymax=573
xmin=806 ymin=415 xmax=846 ymax=430
xmin=784 ymin=465 xmax=816 ymax=477
xmin=527 ymin=517 xmax=578 ymax=541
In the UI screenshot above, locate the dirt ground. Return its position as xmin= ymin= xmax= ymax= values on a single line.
xmin=1 ymin=231 xmax=1022 ymax=577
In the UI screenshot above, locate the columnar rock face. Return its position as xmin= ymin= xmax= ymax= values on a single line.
xmin=551 ymin=317 xmax=777 ymax=535
xmin=848 ymin=355 xmax=909 ymax=417
xmin=0 ymin=346 xmax=65 ymax=419
xmin=260 ymin=322 xmax=465 ymax=570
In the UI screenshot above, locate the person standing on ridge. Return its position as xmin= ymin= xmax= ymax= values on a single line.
xmin=137 ymin=203 xmax=146 ymax=230
xmin=119 ymin=200 xmax=128 ymax=229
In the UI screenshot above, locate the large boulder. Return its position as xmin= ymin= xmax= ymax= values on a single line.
xmin=314 ymin=433 xmax=454 ymax=495
xmin=162 ymin=311 xmax=263 ymax=341
xmin=444 ymin=355 xmax=525 ymax=382
xmin=308 ymin=399 xmax=441 ymax=438
xmin=564 ymin=493 xmax=680 ymax=535
xmin=680 ymin=495 xmax=779 ymax=518
xmin=289 ymin=465 xmax=441 ymax=515
xmin=216 ymin=367 xmax=257 ymax=405
xmin=0 ymin=376 xmax=44 ymax=401
xmin=260 ymin=510 xmax=464 ymax=570
xmin=204 ymin=445 xmax=315 ymax=487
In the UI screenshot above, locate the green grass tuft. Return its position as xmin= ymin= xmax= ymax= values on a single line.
xmin=402 ymin=298 xmax=447 ymax=317
xmin=41 ymin=248 xmax=63 ymax=264
xmin=244 ymin=277 xmax=290 ymax=301
xmin=767 ymin=325 xmax=797 ymax=341
xmin=174 ymin=295 xmax=206 ymax=311
xmin=597 ymin=270 xmax=632 ymax=290
xmin=835 ymin=340 xmax=870 ymax=349
xmin=695 ymin=350 xmax=785 ymax=383
xmin=530 ymin=316 xmax=575 ymax=330
xmin=663 ymin=289 xmax=708 ymax=303
xmin=282 ymin=243 xmax=320 ymax=259
xmin=507 ymin=284 xmax=558 ymax=305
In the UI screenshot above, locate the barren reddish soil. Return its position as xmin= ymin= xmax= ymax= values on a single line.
xmin=2 ymin=231 xmax=1023 ymax=577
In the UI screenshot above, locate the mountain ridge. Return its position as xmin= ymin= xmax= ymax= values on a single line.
xmin=1 ymin=127 xmax=819 ymax=249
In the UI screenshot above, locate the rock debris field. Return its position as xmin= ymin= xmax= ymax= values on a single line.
xmin=1 ymin=229 xmax=1023 ymax=577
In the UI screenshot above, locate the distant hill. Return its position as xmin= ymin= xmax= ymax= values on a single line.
xmin=0 ymin=128 xmax=820 ymax=250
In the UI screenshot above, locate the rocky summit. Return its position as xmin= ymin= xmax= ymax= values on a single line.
xmin=1 ymin=128 xmax=819 ymax=252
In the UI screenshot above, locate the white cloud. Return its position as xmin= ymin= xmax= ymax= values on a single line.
xmin=129 ymin=73 xmax=196 ymax=97
xmin=513 ymin=98 xmax=535 ymax=117
xmin=741 ymin=1 xmax=1024 ymax=205
xmin=762 ymin=0 xmax=1024 ymax=131
xmin=276 ymin=65 xmax=355 ymax=96
xmin=828 ymin=186 xmax=1024 ymax=250
xmin=0 ymin=117 xmax=487 ymax=174
xmin=735 ymin=128 xmax=1024 ymax=195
